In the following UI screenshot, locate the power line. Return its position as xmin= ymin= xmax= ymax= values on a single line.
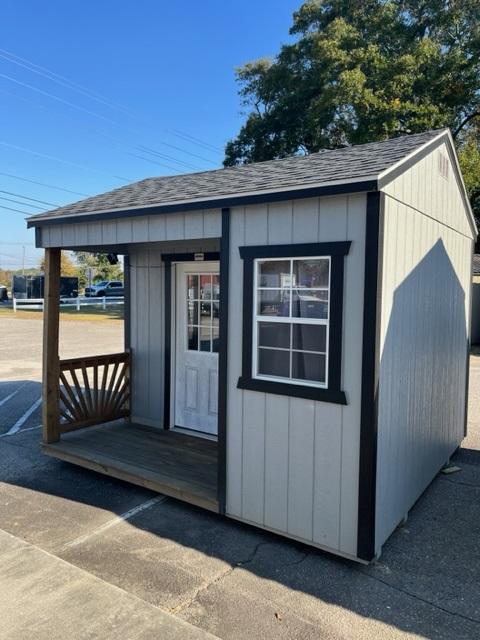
xmin=0 ymin=195 xmax=47 ymax=210
xmin=127 ymin=152 xmax=185 ymax=173
xmin=0 ymin=204 xmax=33 ymax=216
xmin=0 ymin=79 xmax=203 ymax=174
xmin=0 ymin=141 xmax=133 ymax=182
xmin=0 ymin=171 xmax=90 ymax=197
xmin=0 ymin=190 xmax=59 ymax=207
xmin=0 ymin=48 xmax=140 ymax=119
xmin=0 ymin=46 xmax=222 ymax=160
xmin=170 ymin=129 xmax=223 ymax=153
xmin=0 ymin=71 xmax=120 ymax=127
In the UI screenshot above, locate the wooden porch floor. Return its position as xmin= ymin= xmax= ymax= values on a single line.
xmin=42 ymin=422 xmax=219 ymax=512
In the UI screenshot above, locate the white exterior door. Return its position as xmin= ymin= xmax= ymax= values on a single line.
xmin=174 ymin=262 xmax=219 ymax=435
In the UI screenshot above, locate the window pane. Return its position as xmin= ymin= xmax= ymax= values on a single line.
xmin=200 ymin=300 xmax=212 ymax=317
xmin=258 ymin=348 xmax=290 ymax=378
xmin=199 ymin=320 xmax=210 ymax=351
xmin=292 ymin=324 xmax=327 ymax=352
xmin=187 ymin=326 xmax=198 ymax=351
xmin=258 ymin=322 xmax=290 ymax=349
xmin=292 ymin=290 xmax=328 ymax=319
xmin=257 ymin=290 xmax=290 ymax=317
xmin=200 ymin=274 xmax=212 ymax=300
xmin=258 ymin=260 xmax=290 ymax=288
xmin=292 ymin=352 xmax=326 ymax=383
xmin=212 ymin=322 xmax=219 ymax=353
xmin=212 ymin=275 xmax=220 ymax=300
xmin=187 ymin=275 xmax=198 ymax=299
xmin=187 ymin=300 xmax=199 ymax=325
xmin=293 ymin=259 xmax=329 ymax=288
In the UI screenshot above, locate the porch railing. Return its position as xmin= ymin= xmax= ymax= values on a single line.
xmin=58 ymin=351 xmax=130 ymax=434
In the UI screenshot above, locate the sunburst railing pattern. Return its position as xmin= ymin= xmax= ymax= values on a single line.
xmin=58 ymin=352 xmax=130 ymax=434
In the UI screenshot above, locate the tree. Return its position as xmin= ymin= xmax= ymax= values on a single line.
xmin=39 ymin=251 xmax=78 ymax=277
xmin=458 ymin=122 xmax=480 ymax=221
xmin=224 ymin=1 xmax=480 ymax=220
xmin=73 ymin=252 xmax=123 ymax=290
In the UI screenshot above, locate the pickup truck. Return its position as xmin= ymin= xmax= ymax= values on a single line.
xmin=84 ymin=280 xmax=124 ymax=297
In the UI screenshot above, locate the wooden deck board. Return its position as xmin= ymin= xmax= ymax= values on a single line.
xmin=43 ymin=422 xmax=219 ymax=512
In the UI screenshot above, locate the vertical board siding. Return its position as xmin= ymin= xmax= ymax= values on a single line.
xmin=339 ymin=194 xmax=366 ymax=554
xmin=225 ymin=207 xmax=245 ymax=516
xmin=227 ymin=194 xmax=367 ymax=556
xmin=264 ymin=395 xmax=289 ymax=532
xmin=240 ymin=204 xmax=269 ymax=523
xmin=376 ymin=159 xmax=473 ymax=552
xmin=383 ymin=142 xmax=473 ymax=238
xmin=287 ymin=398 xmax=315 ymax=540
xmin=34 ymin=210 xmax=222 ymax=248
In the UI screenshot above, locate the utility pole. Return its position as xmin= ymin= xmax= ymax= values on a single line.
xmin=22 ymin=245 xmax=25 ymax=276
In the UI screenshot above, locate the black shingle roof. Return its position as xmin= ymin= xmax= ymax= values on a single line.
xmin=27 ymin=129 xmax=445 ymax=224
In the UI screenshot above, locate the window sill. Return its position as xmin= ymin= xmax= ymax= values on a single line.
xmin=237 ymin=376 xmax=347 ymax=405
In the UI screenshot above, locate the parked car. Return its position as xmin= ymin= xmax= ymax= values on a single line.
xmin=84 ymin=280 xmax=124 ymax=297
xmin=0 ymin=285 xmax=8 ymax=301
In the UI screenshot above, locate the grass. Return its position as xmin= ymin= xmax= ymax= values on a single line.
xmin=0 ymin=304 xmax=124 ymax=322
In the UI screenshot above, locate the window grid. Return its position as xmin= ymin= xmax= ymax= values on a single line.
xmin=253 ymin=257 xmax=330 ymax=388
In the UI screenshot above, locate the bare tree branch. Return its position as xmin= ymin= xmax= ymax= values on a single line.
xmin=453 ymin=111 xmax=480 ymax=138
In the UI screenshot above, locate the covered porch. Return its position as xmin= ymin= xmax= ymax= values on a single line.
xmin=43 ymin=421 xmax=218 ymax=511
xmin=41 ymin=237 xmax=226 ymax=515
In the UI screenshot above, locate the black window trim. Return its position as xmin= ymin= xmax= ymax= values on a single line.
xmin=237 ymin=241 xmax=350 ymax=404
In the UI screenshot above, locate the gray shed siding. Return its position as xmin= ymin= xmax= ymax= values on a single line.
xmin=375 ymin=144 xmax=474 ymax=553
xmin=226 ymin=194 xmax=367 ymax=558
xmin=36 ymin=209 xmax=222 ymax=248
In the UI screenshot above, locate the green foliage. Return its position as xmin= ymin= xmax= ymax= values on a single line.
xmin=225 ymin=1 xmax=480 ymax=220
xmin=39 ymin=251 xmax=78 ymax=277
xmin=458 ymin=127 xmax=480 ymax=221
xmin=74 ymin=252 xmax=123 ymax=290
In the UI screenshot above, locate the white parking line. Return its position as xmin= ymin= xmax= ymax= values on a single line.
xmin=4 ymin=398 xmax=42 ymax=436
xmin=0 ymin=424 xmax=42 ymax=439
xmin=59 ymin=495 xmax=168 ymax=551
xmin=0 ymin=383 xmax=27 ymax=408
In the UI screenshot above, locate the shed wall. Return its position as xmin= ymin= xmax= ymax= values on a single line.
xmin=128 ymin=239 xmax=219 ymax=428
xmin=382 ymin=142 xmax=474 ymax=238
xmin=376 ymin=153 xmax=474 ymax=553
xmin=226 ymin=194 xmax=367 ymax=557
xmin=37 ymin=209 xmax=222 ymax=248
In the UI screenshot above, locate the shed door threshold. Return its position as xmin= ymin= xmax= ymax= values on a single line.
xmin=42 ymin=421 xmax=219 ymax=513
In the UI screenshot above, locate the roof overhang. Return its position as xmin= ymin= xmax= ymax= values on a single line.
xmin=27 ymin=176 xmax=378 ymax=228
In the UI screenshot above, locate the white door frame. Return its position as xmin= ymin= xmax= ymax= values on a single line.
xmin=170 ymin=260 xmax=220 ymax=436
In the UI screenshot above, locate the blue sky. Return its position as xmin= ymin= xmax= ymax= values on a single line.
xmin=0 ymin=0 xmax=300 ymax=269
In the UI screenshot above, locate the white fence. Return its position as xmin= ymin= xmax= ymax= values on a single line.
xmin=12 ymin=296 xmax=124 ymax=312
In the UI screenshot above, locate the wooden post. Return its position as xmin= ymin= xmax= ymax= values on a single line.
xmin=42 ymin=248 xmax=61 ymax=443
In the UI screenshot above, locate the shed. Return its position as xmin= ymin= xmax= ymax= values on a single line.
xmin=27 ymin=128 xmax=476 ymax=563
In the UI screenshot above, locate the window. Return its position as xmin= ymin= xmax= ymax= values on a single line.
xmin=238 ymin=242 xmax=350 ymax=404
xmin=254 ymin=257 xmax=330 ymax=387
xmin=186 ymin=273 xmax=220 ymax=353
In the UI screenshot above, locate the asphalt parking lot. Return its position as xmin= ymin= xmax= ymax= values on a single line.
xmin=1 ymin=314 xmax=480 ymax=639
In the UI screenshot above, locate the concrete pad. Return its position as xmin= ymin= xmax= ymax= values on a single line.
xmin=0 ymin=430 xmax=156 ymax=551
xmin=0 ymin=528 xmax=217 ymax=640
xmin=0 ymin=316 xmax=123 ymax=381
xmin=60 ymin=499 xmax=267 ymax=611
xmin=176 ymin=533 xmax=480 ymax=640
